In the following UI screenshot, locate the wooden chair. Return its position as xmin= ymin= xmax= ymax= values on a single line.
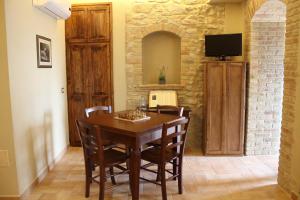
xmin=85 ymin=105 xmax=116 ymax=149
xmin=76 ymin=119 xmax=129 ymax=200
xmin=140 ymin=117 xmax=190 ymax=200
xmin=149 ymin=105 xmax=184 ymax=147
xmin=149 ymin=105 xmax=184 ymax=180
xmin=85 ymin=105 xmax=112 ymax=118
xmin=156 ymin=105 xmax=184 ymax=117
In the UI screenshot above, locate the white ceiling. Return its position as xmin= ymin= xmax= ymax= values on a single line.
xmin=209 ymin=0 xmax=243 ymax=4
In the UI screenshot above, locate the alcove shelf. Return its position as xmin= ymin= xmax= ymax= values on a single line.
xmin=138 ymin=84 xmax=185 ymax=90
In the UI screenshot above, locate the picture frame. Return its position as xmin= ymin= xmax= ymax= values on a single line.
xmin=36 ymin=35 xmax=52 ymax=68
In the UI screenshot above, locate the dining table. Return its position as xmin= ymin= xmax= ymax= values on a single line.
xmin=83 ymin=111 xmax=181 ymax=200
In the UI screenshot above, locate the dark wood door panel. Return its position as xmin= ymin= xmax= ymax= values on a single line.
xmin=65 ymin=7 xmax=87 ymax=43
xmin=89 ymin=43 xmax=112 ymax=107
xmin=68 ymin=95 xmax=87 ymax=146
xmin=89 ymin=44 xmax=111 ymax=95
xmin=67 ymin=45 xmax=89 ymax=145
xmin=67 ymin=45 xmax=88 ymax=94
xmin=206 ymin=63 xmax=224 ymax=154
xmin=87 ymin=5 xmax=111 ymax=42
xmin=226 ymin=63 xmax=246 ymax=155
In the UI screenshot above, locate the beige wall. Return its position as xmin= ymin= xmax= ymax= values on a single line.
xmin=4 ymin=0 xmax=69 ymax=195
xmin=224 ymin=3 xmax=244 ymax=33
xmin=71 ymin=0 xmax=127 ymax=111
xmin=224 ymin=3 xmax=245 ymax=60
xmin=0 ymin=0 xmax=19 ymax=196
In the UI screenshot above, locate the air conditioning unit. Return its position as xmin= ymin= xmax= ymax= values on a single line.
xmin=33 ymin=0 xmax=71 ymax=20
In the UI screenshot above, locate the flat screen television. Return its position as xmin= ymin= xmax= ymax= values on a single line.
xmin=205 ymin=33 xmax=242 ymax=60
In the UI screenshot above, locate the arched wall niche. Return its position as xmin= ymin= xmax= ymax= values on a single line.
xmin=142 ymin=31 xmax=181 ymax=84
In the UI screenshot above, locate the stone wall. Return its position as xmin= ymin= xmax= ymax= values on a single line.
xmin=125 ymin=0 xmax=225 ymax=149
xmin=244 ymin=0 xmax=299 ymax=197
xmin=278 ymin=0 xmax=300 ymax=196
xmin=246 ymin=0 xmax=286 ymax=155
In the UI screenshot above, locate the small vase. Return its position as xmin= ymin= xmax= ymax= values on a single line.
xmin=159 ymin=78 xmax=166 ymax=84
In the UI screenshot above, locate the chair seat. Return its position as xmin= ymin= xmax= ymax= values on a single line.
xmin=92 ymin=149 xmax=128 ymax=166
xmin=147 ymin=139 xmax=161 ymax=147
xmin=142 ymin=146 xmax=179 ymax=164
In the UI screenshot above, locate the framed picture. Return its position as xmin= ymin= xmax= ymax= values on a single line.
xmin=36 ymin=35 xmax=52 ymax=68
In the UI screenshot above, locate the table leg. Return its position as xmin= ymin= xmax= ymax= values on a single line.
xmin=130 ymin=146 xmax=141 ymax=200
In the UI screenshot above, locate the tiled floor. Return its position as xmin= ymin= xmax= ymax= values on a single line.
xmin=22 ymin=147 xmax=291 ymax=200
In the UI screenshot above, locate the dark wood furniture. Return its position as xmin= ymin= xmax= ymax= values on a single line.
xmin=203 ymin=61 xmax=246 ymax=155
xmin=66 ymin=3 xmax=113 ymax=146
xmin=157 ymin=105 xmax=184 ymax=117
xmin=149 ymin=105 xmax=185 ymax=181
xmin=140 ymin=117 xmax=190 ymax=200
xmin=76 ymin=119 xmax=129 ymax=200
xmin=85 ymin=105 xmax=116 ymax=149
xmin=85 ymin=105 xmax=112 ymax=118
xmin=148 ymin=106 xmax=192 ymax=119
xmin=83 ymin=112 xmax=181 ymax=200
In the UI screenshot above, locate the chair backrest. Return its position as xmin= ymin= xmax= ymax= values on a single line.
xmin=157 ymin=105 xmax=184 ymax=117
xmin=76 ymin=119 xmax=105 ymax=166
xmin=85 ymin=105 xmax=112 ymax=118
xmin=160 ymin=117 xmax=190 ymax=161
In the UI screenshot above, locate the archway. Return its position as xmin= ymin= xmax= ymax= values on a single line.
xmin=246 ymin=0 xmax=286 ymax=155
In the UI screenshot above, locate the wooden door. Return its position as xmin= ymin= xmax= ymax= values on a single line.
xmin=205 ymin=63 xmax=225 ymax=154
xmin=87 ymin=5 xmax=111 ymax=42
xmin=88 ymin=43 xmax=113 ymax=107
xmin=225 ymin=63 xmax=246 ymax=155
xmin=66 ymin=3 xmax=113 ymax=146
xmin=66 ymin=44 xmax=89 ymax=146
xmin=65 ymin=7 xmax=87 ymax=43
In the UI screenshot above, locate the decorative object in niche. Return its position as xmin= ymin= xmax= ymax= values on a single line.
xmin=159 ymin=65 xmax=166 ymax=84
xmin=36 ymin=35 xmax=52 ymax=68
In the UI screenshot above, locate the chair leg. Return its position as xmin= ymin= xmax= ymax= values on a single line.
xmin=172 ymin=158 xmax=177 ymax=180
xmin=85 ymin=165 xmax=92 ymax=197
xmin=161 ymin=164 xmax=167 ymax=200
xmin=99 ymin=167 xmax=106 ymax=200
xmin=178 ymin=158 xmax=183 ymax=194
xmin=156 ymin=165 xmax=161 ymax=182
xmin=109 ymin=167 xmax=116 ymax=185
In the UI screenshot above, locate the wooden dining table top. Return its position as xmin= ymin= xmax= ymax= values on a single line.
xmin=83 ymin=111 xmax=181 ymax=137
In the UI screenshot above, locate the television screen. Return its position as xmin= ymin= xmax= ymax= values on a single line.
xmin=205 ymin=33 xmax=242 ymax=57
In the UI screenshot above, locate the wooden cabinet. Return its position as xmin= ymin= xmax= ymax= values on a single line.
xmin=203 ymin=61 xmax=246 ymax=155
xmin=66 ymin=3 xmax=113 ymax=146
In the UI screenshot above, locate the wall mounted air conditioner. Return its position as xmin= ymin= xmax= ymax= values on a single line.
xmin=33 ymin=0 xmax=71 ymax=20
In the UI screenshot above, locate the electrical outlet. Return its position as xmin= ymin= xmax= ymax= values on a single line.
xmin=0 ymin=150 xmax=10 ymax=167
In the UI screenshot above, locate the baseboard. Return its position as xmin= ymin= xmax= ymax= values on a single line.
xmin=19 ymin=145 xmax=68 ymax=199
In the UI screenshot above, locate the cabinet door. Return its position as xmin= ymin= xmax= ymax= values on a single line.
xmin=65 ymin=7 xmax=88 ymax=43
xmin=87 ymin=5 xmax=111 ymax=42
xmin=88 ymin=43 xmax=113 ymax=107
xmin=66 ymin=44 xmax=89 ymax=146
xmin=226 ymin=63 xmax=246 ymax=155
xmin=205 ymin=63 xmax=225 ymax=154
